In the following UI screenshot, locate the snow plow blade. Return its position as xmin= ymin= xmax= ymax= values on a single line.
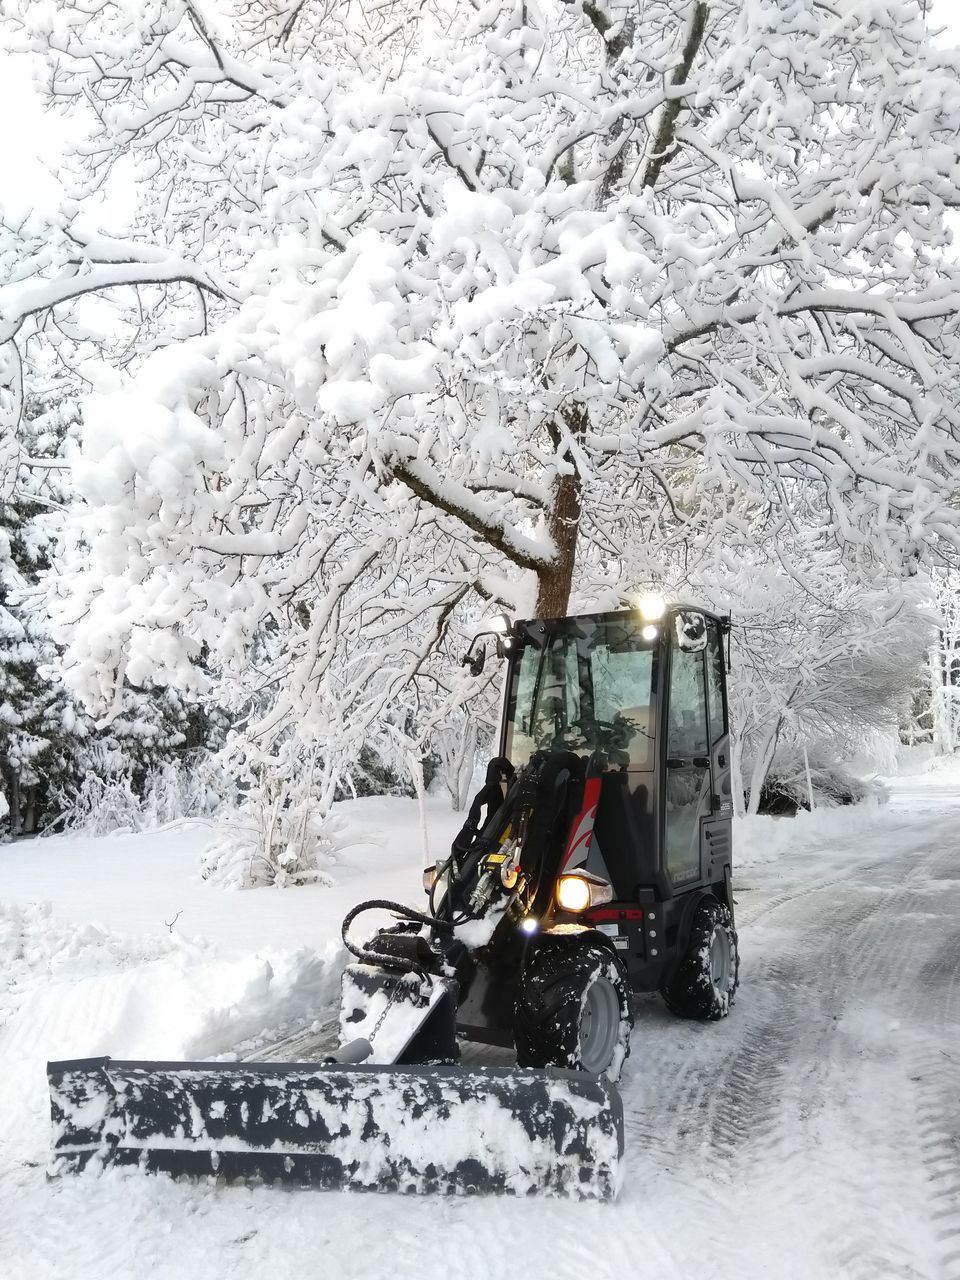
xmin=47 ymin=1056 xmax=624 ymax=1199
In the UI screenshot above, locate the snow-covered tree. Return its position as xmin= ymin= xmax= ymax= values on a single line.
xmin=620 ymin=518 xmax=932 ymax=811
xmin=0 ymin=394 xmax=82 ymax=832
xmin=0 ymin=498 xmax=69 ymax=833
xmin=725 ymin=560 xmax=928 ymax=814
xmin=918 ymin=568 xmax=960 ymax=754
xmin=3 ymin=0 xmax=960 ymax=828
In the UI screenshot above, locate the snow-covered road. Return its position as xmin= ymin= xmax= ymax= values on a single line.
xmin=619 ymin=800 xmax=960 ymax=1280
xmin=3 ymin=779 xmax=959 ymax=1280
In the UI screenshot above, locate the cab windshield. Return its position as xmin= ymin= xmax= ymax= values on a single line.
xmin=503 ymin=617 xmax=657 ymax=771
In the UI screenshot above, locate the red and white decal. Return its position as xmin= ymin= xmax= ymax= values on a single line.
xmin=561 ymin=776 xmax=602 ymax=870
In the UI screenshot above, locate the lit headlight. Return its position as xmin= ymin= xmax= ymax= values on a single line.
xmin=556 ymin=872 xmax=614 ymax=913
xmin=637 ymin=592 xmax=667 ymax=622
xmin=422 ymin=866 xmax=437 ymax=893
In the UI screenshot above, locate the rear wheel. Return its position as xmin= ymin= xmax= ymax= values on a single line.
xmin=661 ymin=898 xmax=739 ymax=1020
xmin=514 ymin=941 xmax=633 ymax=1082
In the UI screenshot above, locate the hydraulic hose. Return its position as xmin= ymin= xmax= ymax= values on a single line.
xmin=340 ymin=899 xmax=454 ymax=980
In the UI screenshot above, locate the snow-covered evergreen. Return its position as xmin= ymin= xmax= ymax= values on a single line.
xmin=0 ymin=398 xmax=228 ymax=835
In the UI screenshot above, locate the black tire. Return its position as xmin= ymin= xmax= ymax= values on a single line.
xmin=514 ymin=941 xmax=633 ymax=1082
xmin=661 ymin=898 xmax=739 ymax=1021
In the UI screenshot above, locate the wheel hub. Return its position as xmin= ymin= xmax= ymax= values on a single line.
xmin=578 ymin=977 xmax=621 ymax=1074
xmin=709 ymin=927 xmax=731 ymax=992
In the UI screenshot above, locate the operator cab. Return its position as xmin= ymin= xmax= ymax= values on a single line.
xmin=496 ymin=605 xmax=732 ymax=904
xmin=445 ymin=600 xmax=739 ymax=1049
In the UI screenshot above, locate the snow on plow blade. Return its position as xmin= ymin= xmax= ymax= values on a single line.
xmin=47 ymin=1057 xmax=624 ymax=1199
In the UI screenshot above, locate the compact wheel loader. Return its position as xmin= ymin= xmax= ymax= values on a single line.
xmin=48 ymin=600 xmax=739 ymax=1200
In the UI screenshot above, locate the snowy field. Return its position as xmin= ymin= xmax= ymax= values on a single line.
xmin=3 ymin=775 xmax=960 ymax=1280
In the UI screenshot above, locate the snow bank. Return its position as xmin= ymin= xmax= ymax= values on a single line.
xmin=0 ymin=901 xmax=343 ymax=1065
xmin=0 ymin=799 xmax=460 ymax=954
xmin=0 ymin=796 xmax=461 ymax=1184
xmin=0 ymin=896 xmax=348 ymax=1269
xmin=735 ymin=801 xmax=894 ymax=868
xmin=737 ymin=755 xmax=960 ymax=868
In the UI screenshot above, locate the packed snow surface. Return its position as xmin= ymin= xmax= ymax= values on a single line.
xmin=3 ymin=778 xmax=960 ymax=1279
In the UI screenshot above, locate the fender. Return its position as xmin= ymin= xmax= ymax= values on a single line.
xmin=533 ymin=924 xmax=624 ymax=967
xmin=661 ymin=888 xmax=725 ymax=987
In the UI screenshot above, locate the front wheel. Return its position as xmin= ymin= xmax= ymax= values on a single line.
xmin=661 ymin=898 xmax=740 ymax=1021
xmin=514 ymin=941 xmax=633 ymax=1082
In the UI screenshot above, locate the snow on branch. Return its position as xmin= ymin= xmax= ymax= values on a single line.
xmin=4 ymin=0 xmax=960 ymax=818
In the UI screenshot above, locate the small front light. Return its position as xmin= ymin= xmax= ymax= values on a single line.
xmin=520 ymin=916 xmax=539 ymax=934
xmin=422 ymin=866 xmax=437 ymax=893
xmin=557 ymin=875 xmax=592 ymax=913
xmin=641 ymin=624 xmax=659 ymax=642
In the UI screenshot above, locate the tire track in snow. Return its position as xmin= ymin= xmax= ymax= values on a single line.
xmin=756 ymin=876 xmax=946 ymax=1280
xmin=616 ymin=943 xmax=819 ymax=1276
xmin=738 ymin=812 xmax=959 ymax=931
xmin=621 ymin=853 xmax=950 ymax=1279
xmin=622 ymin=890 xmax=871 ymax=1176
xmin=705 ymin=889 xmax=914 ymax=1276
xmin=690 ymin=889 xmax=903 ymax=1164
xmin=741 ymin=858 xmax=960 ymax=1280
xmin=909 ymin=924 xmax=960 ymax=1280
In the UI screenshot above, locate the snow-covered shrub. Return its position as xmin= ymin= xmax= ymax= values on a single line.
xmin=139 ymin=759 xmax=231 ymax=828
xmin=335 ymin=744 xmax=418 ymax=800
xmin=50 ymin=773 xmax=142 ymax=836
xmin=201 ymin=796 xmax=341 ymax=890
xmin=918 ymin=568 xmax=960 ymax=756
xmin=757 ymin=757 xmax=889 ymax=816
xmin=435 ymin=715 xmax=479 ymax=813
xmin=48 ymin=756 xmax=231 ymax=836
xmin=201 ymin=740 xmax=342 ymax=889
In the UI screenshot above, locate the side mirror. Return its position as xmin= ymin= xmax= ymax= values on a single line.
xmin=675 ymin=611 xmax=707 ymax=653
xmin=461 ymin=641 xmax=486 ymax=676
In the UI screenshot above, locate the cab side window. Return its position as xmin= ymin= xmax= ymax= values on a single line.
xmin=664 ymin=646 xmax=710 ymax=884
xmin=705 ymin=623 xmax=727 ymax=745
xmin=666 ymin=648 xmax=709 ymax=758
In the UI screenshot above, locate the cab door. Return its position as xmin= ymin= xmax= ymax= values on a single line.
xmin=663 ymin=638 xmax=712 ymax=886
xmin=702 ymin=619 xmax=734 ymax=884
xmin=705 ymin=620 xmax=732 ymax=817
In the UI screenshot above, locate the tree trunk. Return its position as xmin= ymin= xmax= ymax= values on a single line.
xmin=534 ymin=408 xmax=584 ymax=618
xmin=745 ymin=719 xmax=783 ymax=816
xmin=729 ymin=734 xmax=746 ymax=819
xmin=22 ymin=785 xmax=36 ymax=835
xmin=8 ymin=772 xmax=21 ymax=837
